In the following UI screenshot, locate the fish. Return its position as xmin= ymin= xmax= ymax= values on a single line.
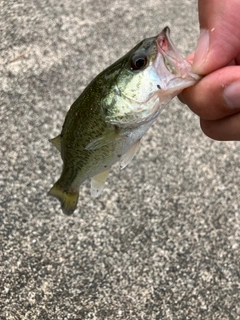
xmin=48 ymin=27 xmax=200 ymax=215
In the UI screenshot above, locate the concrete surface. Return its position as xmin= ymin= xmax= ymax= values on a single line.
xmin=1 ymin=0 xmax=240 ymax=319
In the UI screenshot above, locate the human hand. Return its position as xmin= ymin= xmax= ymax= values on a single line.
xmin=179 ymin=0 xmax=240 ymax=140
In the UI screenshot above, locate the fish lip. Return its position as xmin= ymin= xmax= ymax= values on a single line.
xmin=156 ymin=26 xmax=188 ymax=75
xmin=157 ymin=27 xmax=179 ymax=59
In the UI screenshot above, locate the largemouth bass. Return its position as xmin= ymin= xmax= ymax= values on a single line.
xmin=48 ymin=27 xmax=199 ymax=215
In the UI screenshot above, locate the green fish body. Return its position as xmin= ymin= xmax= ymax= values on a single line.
xmin=49 ymin=27 xmax=200 ymax=215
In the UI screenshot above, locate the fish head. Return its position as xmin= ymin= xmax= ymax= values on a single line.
xmin=112 ymin=27 xmax=200 ymax=122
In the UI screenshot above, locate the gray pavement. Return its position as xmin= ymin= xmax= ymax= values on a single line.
xmin=1 ymin=0 xmax=240 ymax=319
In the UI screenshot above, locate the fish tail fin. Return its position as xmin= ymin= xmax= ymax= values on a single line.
xmin=48 ymin=182 xmax=79 ymax=215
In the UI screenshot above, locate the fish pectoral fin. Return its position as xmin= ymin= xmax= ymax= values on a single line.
xmin=49 ymin=134 xmax=61 ymax=153
xmin=85 ymin=129 xmax=119 ymax=150
xmin=91 ymin=168 xmax=110 ymax=198
xmin=120 ymin=139 xmax=141 ymax=170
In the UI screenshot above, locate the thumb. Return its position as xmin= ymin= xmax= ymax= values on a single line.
xmin=193 ymin=0 xmax=240 ymax=75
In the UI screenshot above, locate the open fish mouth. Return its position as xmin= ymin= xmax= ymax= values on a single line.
xmin=154 ymin=27 xmax=201 ymax=91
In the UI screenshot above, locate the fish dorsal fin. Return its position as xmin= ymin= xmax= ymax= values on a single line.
xmin=91 ymin=168 xmax=110 ymax=198
xmin=49 ymin=134 xmax=61 ymax=153
xmin=120 ymin=139 xmax=141 ymax=170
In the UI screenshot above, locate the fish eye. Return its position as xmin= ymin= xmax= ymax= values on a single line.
xmin=130 ymin=54 xmax=148 ymax=71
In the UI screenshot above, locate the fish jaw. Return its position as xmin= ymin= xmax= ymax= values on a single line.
xmin=154 ymin=26 xmax=201 ymax=95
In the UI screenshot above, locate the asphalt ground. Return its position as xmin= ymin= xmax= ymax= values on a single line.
xmin=1 ymin=0 xmax=240 ymax=319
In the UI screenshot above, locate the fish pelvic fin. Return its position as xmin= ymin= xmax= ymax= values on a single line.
xmin=91 ymin=168 xmax=110 ymax=198
xmin=48 ymin=182 xmax=79 ymax=215
xmin=120 ymin=139 xmax=141 ymax=170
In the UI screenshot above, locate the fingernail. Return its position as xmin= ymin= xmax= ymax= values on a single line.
xmin=224 ymin=81 xmax=240 ymax=109
xmin=192 ymin=29 xmax=209 ymax=74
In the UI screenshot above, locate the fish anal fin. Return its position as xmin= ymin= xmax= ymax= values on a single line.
xmin=49 ymin=135 xmax=61 ymax=153
xmin=120 ymin=139 xmax=141 ymax=170
xmin=91 ymin=168 xmax=110 ymax=198
xmin=48 ymin=182 xmax=79 ymax=215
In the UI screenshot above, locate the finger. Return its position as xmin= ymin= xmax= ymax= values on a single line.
xmin=179 ymin=66 xmax=240 ymax=120
xmin=235 ymin=54 xmax=240 ymax=65
xmin=187 ymin=52 xmax=240 ymax=67
xmin=200 ymin=113 xmax=240 ymax=141
xmin=193 ymin=0 xmax=240 ymax=75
